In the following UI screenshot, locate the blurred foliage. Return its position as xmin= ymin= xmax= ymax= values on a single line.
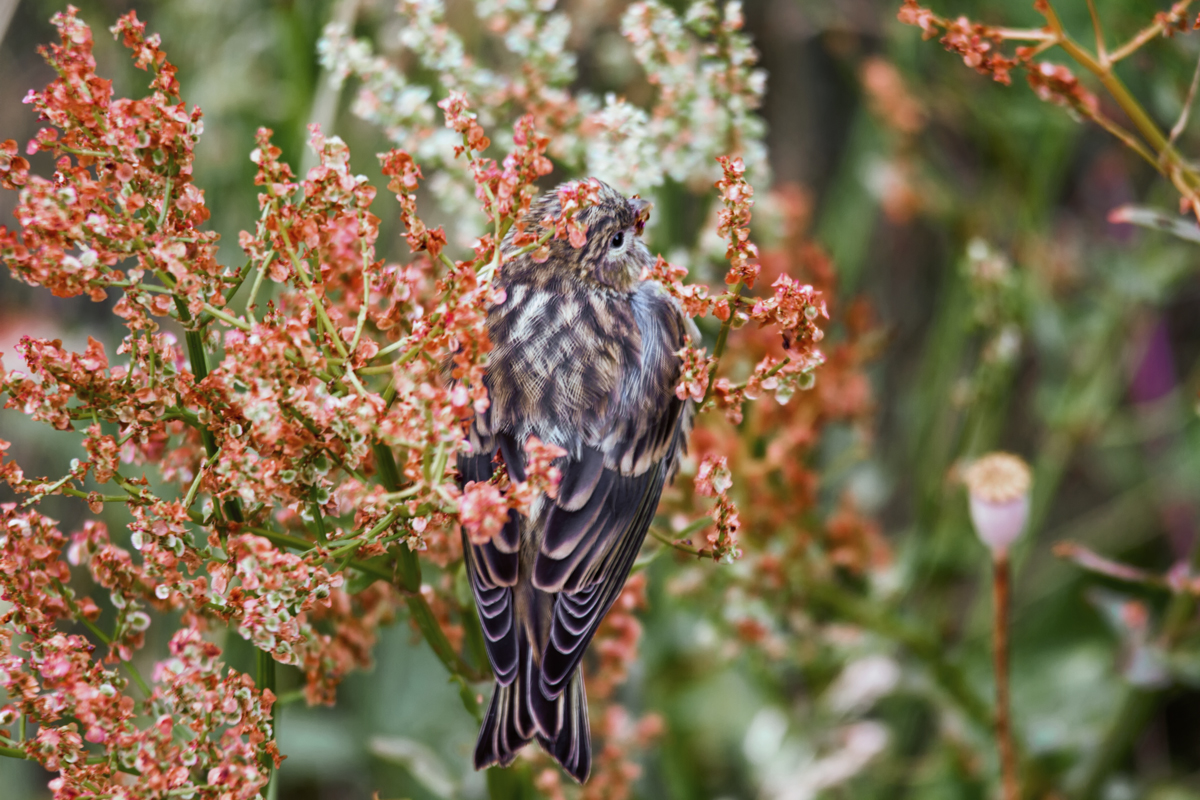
xmin=6 ymin=0 xmax=1200 ymax=798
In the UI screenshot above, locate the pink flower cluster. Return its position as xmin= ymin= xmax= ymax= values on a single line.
xmin=2 ymin=9 xmax=224 ymax=313
xmin=544 ymin=178 xmax=606 ymax=250
xmin=715 ymin=156 xmax=762 ymax=289
xmin=648 ymin=157 xmax=827 ymax=425
xmin=674 ymin=339 xmax=716 ymax=403
xmin=898 ymin=1 xmax=1018 ymax=84
xmin=0 ymin=507 xmax=280 ymax=799
xmin=897 ymin=0 xmax=1106 ymax=115
xmin=1154 ymin=1 xmax=1195 ymax=36
xmin=438 ymin=94 xmax=554 ymax=232
xmin=0 ymin=5 xmax=836 ymax=797
xmin=1025 ymin=62 xmax=1100 ymax=116
xmin=460 ymin=435 xmax=567 ymax=545
xmin=694 ymin=456 xmax=742 ymax=562
xmin=380 ymin=149 xmax=448 ymax=258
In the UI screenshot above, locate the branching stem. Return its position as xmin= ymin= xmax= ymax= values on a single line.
xmin=701 ymin=280 xmax=743 ymax=408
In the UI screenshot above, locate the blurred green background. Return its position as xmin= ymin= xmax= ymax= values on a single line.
xmin=5 ymin=0 xmax=1200 ymax=798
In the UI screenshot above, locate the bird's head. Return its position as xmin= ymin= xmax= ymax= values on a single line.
xmin=513 ymin=180 xmax=654 ymax=292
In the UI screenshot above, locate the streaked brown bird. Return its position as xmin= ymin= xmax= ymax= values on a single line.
xmin=458 ymin=181 xmax=696 ymax=782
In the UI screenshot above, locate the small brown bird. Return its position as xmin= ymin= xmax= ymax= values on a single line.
xmin=458 ymin=181 xmax=696 ymax=782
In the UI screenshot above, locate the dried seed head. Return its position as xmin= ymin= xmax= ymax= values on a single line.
xmin=963 ymin=453 xmax=1030 ymax=503
xmin=963 ymin=452 xmax=1031 ymax=556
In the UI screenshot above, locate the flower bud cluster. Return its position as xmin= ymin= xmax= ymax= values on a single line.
xmin=694 ymin=455 xmax=741 ymax=562
xmin=0 ymin=6 xmax=866 ymax=797
xmin=0 ymin=507 xmax=279 ymax=798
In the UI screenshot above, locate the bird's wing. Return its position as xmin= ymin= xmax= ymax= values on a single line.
xmin=458 ymin=426 xmax=524 ymax=686
xmin=531 ymin=284 xmax=693 ymax=697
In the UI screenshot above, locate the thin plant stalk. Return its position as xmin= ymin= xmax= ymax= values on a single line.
xmin=257 ymin=648 xmax=278 ymax=798
xmin=993 ymin=552 xmax=1019 ymax=800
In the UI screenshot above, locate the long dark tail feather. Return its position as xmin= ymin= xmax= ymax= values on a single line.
xmin=474 ymin=639 xmax=536 ymax=770
xmin=537 ymin=669 xmax=591 ymax=783
xmin=475 ymin=666 xmax=591 ymax=783
xmin=473 ymin=680 xmax=532 ymax=770
xmin=527 ymin=654 xmax=562 ymax=739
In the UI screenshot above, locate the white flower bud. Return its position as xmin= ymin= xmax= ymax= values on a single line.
xmin=963 ymin=453 xmax=1031 ymax=557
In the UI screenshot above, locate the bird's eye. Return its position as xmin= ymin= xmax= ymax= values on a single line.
xmin=610 ymin=230 xmax=626 ymax=249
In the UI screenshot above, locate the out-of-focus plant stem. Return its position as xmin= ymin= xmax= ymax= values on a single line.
xmin=920 ymin=1 xmax=1200 ymax=205
xmin=1017 ymin=300 xmax=1131 ymax=575
xmin=1073 ymin=529 xmax=1200 ymax=799
xmin=1037 ymin=2 xmax=1200 ymax=203
xmin=1014 ymin=428 xmax=1074 ymax=573
xmin=1107 ymin=2 xmax=1197 ymax=63
xmin=487 ymin=760 xmax=540 ymax=799
xmin=0 ymin=0 xmax=17 ymax=49
xmin=302 ymin=0 xmax=359 ymax=173
xmin=992 ymin=553 xmax=1019 ymax=800
xmin=801 ymin=578 xmax=994 ymax=733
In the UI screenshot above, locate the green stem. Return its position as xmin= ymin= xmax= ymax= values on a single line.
xmin=221 ymin=259 xmax=255 ymax=307
xmin=256 ymin=648 xmax=278 ymax=796
xmin=183 ymin=448 xmax=220 ymax=511
xmin=804 ymin=579 xmax=993 ymax=732
xmin=244 ymin=254 xmax=270 ymax=323
xmin=1108 ymin=2 xmax=1196 ymax=63
xmin=326 ymin=508 xmax=403 ymax=559
xmin=649 ymin=526 xmax=708 ymax=558
xmin=174 ymin=299 xmax=243 ymax=524
xmin=156 ymin=177 xmax=173 ymax=232
xmin=356 ymin=363 xmax=398 ymax=376
xmin=201 ymin=304 xmax=252 ymax=332
xmin=278 ymin=226 xmax=352 ymax=362
xmin=374 ymin=324 xmax=445 ymax=363
xmin=310 ymin=502 xmax=328 ymax=545
xmin=245 ymin=526 xmax=392 ymax=582
xmin=20 ymin=472 xmax=80 ymax=508
xmin=371 ymin=442 xmax=405 ymax=497
xmin=404 ymin=593 xmax=486 ymax=683
xmin=462 ymin=598 xmax=490 ymax=677
xmin=382 ymin=377 xmax=399 ymax=410
xmin=1040 ymin=3 xmax=1200 ymax=195
xmin=350 ymin=218 xmax=372 ymax=355
xmin=701 ymin=281 xmax=743 ymax=408
xmin=372 ymin=442 xmax=421 ymax=591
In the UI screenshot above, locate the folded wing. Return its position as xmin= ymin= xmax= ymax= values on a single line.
xmin=531 ymin=284 xmax=693 ymax=700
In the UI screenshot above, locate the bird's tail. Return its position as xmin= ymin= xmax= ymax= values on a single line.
xmin=473 ymin=639 xmax=535 ymax=771
xmin=537 ymin=668 xmax=591 ymax=783
xmin=474 ymin=641 xmax=592 ymax=783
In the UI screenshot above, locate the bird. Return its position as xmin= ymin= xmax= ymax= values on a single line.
xmin=457 ymin=180 xmax=697 ymax=782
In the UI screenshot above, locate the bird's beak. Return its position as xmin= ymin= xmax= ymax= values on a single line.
xmin=630 ymin=197 xmax=652 ymax=235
